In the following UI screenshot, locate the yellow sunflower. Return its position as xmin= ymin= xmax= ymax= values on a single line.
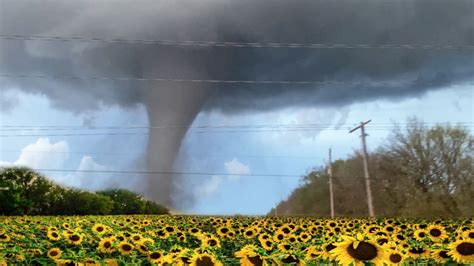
xmin=413 ymin=229 xmax=428 ymax=242
xmin=431 ymin=249 xmax=451 ymax=263
xmin=148 ymin=251 xmax=164 ymax=264
xmin=0 ymin=232 xmax=10 ymax=242
xmin=47 ymin=230 xmax=61 ymax=241
xmin=202 ymin=236 xmax=221 ymax=248
xmin=427 ymin=225 xmax=448 ymax=242
xmin=273 ymin=231 xmax=285 ymax=242
xmin=130 ymin=233 xmax=143 ymax=243
xmin=384 ymin=250 xmax=405 ymax=265
xmin=66 ymin=233 xmax=84 ymax=245
xmin=47 ymin=248 xmax=62 ymax=260
xmin=189 ymin=253 xmax=223 ymax=266
xmin=462 ymin=229 xmax=474 ymax=241
xmin=243 ymin=228 xmax=256 ymax=239
xmin=406 ymin=246 xmax=429 ymax=259
xmin=448 ymin=240 xmax=474 ymax=264
xmin=216 ymin=226 xmax=230 ymax=237
xmin=298 ymin=232 xmax=311 ymax=243
xmin=98 ymin=237 xmax=115 ymax=254
xmin=103 ymin=258 xmax=118 ymax=266
xmin=259 ymin=238 xmax=274 ymax=251
xmin=117 ymin=242 xmax=134 ymax=255
xmin=331 ymin=235 xmax=385 ymax=266
xmin=320 ymin=242 xmax=338 ymax=261
xmin=92 ymin=224 xmax=108 ymax=235
xmin=304 ymin=246 xmax=321 ymax=261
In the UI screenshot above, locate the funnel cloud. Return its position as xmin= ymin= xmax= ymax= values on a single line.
xmin=1 ymin=0 xmax=473 ymax=207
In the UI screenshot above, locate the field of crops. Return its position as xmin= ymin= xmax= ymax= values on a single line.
xmin=0 ymin=215 xmax=473 ymax=265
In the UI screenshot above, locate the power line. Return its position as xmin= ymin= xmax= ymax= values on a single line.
xmin=0 ymin=149 xmax=326 ymax=160
xmin=0 ymin=127 xmax=452 ymax=137
xmin=25 ymin=168 xmax=304 ymax=178
xmin=1 ymin=34 xmax=473 ymax=50
xmin=2 ymin=73 xmax=471 ymax=86
xmin=1 ymin=124 xmax=473 ymax=137
xmin=1 ymin=122 xmax=472 ymax=131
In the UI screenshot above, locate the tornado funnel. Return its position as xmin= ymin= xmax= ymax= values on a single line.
xmin=143 ymin=82 xmax=214 ymax=206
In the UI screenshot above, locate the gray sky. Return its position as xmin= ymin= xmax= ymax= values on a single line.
xmin=1 ymin=0 xmax=473 ymax=213
xmin=1 ymin=85 xmax=472 ymax=214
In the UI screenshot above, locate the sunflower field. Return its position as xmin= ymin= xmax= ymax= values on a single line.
xmin=0 ymin=215 xmax=473 ymax=265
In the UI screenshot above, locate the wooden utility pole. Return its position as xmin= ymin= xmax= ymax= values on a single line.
xmin=328 ymin=148 xmax=335 ymax=218
xmin=349 ymin=120 xmax=375 ymax=217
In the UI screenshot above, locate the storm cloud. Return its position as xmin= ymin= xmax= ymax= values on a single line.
xmin=1 ymin=0 xmax=473 ymax=206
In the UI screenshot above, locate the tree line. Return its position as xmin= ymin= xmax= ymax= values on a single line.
xmin=272 ymin=118 xmax=473 ymax=218
xmin=0 ymin=167 xmax=169 ymax=216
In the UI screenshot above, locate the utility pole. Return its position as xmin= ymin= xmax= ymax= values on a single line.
xmin=349 ymin=120 xmax=375 ymax=217
xmin=328 ymin=148 xmax=335 ymax=218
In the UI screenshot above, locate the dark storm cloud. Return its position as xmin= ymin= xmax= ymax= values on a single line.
xmin=1 ymin=0 xmax=473 ymax=206
xmin=1 ymin=0 xmax=473 ymax=112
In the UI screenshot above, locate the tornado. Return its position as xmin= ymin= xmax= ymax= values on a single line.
xmin=143 ymin=84 xmax=214 ymax=206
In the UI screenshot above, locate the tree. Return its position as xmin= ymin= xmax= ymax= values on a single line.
xmin=272 ymin=118 xmax=473 ymax=218
xmin=98 ymin=189 xmax=169 ymax=215
xmin=0 ymin=167 xmax=56 ymax=215
xmin=0 ymin=167 xmax=169 ymax=216
xmin=378 ymin=118 xmax=473 ymax=217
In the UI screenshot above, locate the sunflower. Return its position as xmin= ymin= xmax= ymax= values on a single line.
xmin=98 ymin=237 xmax=115 ymax=254
xmin=431 ymin=249 xmax=451 ymax=263
xmin=235 ymin=244 xmax=268 ymax=266
xmin=203 ymin=236 xmax=221 ymax=248
xmin=384 ymin=250 xmax=405 ymax=265
xmin=273 ymin=232 xmax=285 ymax=242
xmin=413 ymin=229 xmax=428 ymax=241
xmin=130 ymin=233 xmax=143 ymax=243
xmin=260 ymin=238 xmax=274 ymax=251
xmin=164 ymin=225 xmax=176 ymax=234
xmin=331 ymin=235 xmax=385 ymax=266
xmin=92 ymin=224 xmax=108 ymax=235
xmin=320 ymin=243 xmax=337 ymax=260
xmin=463 ymin=229 xmax=474 ymax=241
xmin=47 ymin=248 xmax=62 ymax=260
xmin=0 ymin=232 xmax=10 ymax=242
xmin=277 ymin=242 xmax=292 ymax=253
xmin=244 ymin=228 xmax=256 ymax=239
xmin=216 ymin=226 xmax=230 ymax=237
xmin=103 ymin=258 xmax=118 ymax=266
xmin=277 ymin=254 xmax=302 ymax=265
xmin=148 ymin=251 xmax=163 ymax=264
xmin=66 ymin=233 xmax=84 ymax=245
xmin=189 ymin=253 xmax=223 ymax=266
xmin=427 ymin=225 xmax=448 ymax=242
xmin=304 ymin=246 xmax=321 ymax=261
xmin=298 ymin=232 xmax=311 ymax=243
xmin=118 ymin=242 xmax=134 ymax=255
xmin=47 ymin=230 xmax=61 ymax=241
xmin=406 ymin=246 xmax=429 ymax=259
xmin=176 ymin=249 xmax=193 ymax=265
xmin=188 ymin=227 xmax=201 ymax=235
xmin=448 ymin=240 xmax=474 ymax=264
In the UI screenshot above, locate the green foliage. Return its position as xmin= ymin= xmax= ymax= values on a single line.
xmin=98 ymin=189 xmax=169 ymax=215
xmin=0 ymin=167 xmax=169 ymax=216
xmin=274 ymin=118 xmax=473 ymax=218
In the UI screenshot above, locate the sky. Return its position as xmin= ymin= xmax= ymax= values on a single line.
xmin=1 ymin=84 xmax=472 ymax=215
xmin=0 ymin=0 xmax=473 ymax=215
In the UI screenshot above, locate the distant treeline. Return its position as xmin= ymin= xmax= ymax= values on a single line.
xmin=272 ymin=118 xmax=473 ymax=218
xmin=0 ymin=167 xmax=169 ymax=216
